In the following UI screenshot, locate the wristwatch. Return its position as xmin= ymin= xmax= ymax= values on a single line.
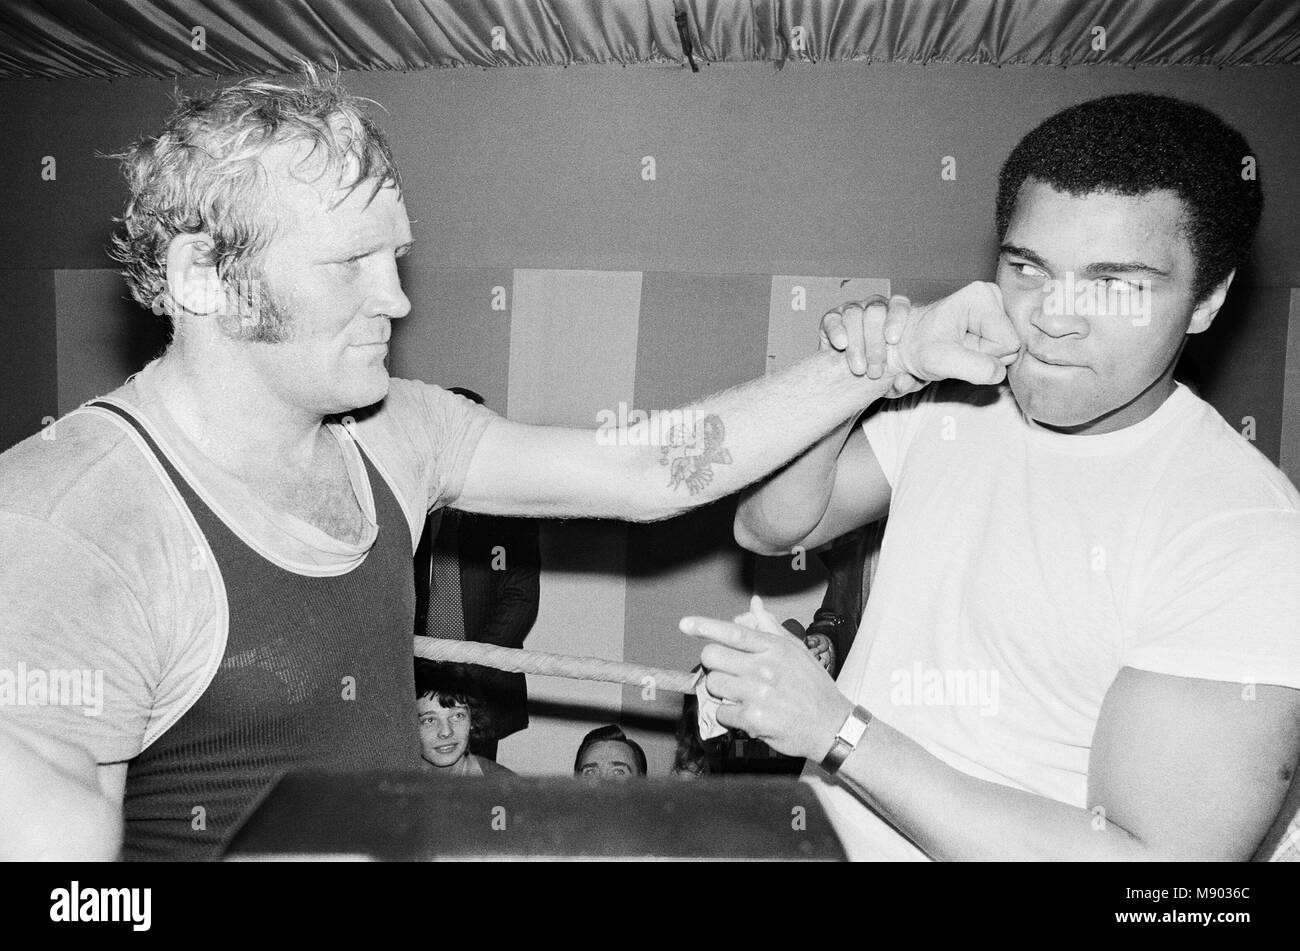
xmin=819 ymin=704 xmax=872 ymax=775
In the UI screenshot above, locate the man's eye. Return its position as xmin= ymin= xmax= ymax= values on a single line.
xmin=1012 ymin=262 xmax=1047 ymax=279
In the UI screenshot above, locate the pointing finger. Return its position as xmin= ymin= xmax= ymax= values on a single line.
xmin=680 ymin=615 xmax=770 ymax=653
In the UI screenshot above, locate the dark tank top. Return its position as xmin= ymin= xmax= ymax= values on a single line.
xmin=90 ymin=401 xmax=423 ymax=860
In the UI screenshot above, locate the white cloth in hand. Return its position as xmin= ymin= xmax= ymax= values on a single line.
xmin=694 ymin=595 xmax=786 ymax=741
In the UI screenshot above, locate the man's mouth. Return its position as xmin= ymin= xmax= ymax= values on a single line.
xmin=351 ymin=325 xmax=392 ymax=347
xmin=1025 ymin=350 xmax=1081 ymax=368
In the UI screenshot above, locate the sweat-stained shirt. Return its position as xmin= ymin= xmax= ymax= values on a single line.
xmin=0 ymin=358 xmax=496 ymax=766
xmin=804 ymin=380 xmax=1300 ymax=861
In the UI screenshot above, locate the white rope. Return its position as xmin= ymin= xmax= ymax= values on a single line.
xmin=414 ymin=636 xmax=701 ymax=694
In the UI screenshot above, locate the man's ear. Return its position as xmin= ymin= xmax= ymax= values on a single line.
xmin=164 ymin=233 xmax=223 ymax=317
xmin=1188 ymin=269 xmax=1235 ymax=335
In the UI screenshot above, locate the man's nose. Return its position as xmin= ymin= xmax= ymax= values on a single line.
xmin=369 ymin=258 xmax=411 ymax=321
xmin=1031 ymin=285 xmax=1090 ymax=339
xmin=437 ymin=720 xmax=453 ymax=738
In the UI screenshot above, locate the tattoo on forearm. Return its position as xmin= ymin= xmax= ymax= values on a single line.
xmin=660 ymin=413 xmax=733 ymax=494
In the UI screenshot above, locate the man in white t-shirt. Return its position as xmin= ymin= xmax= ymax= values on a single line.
xmin=687 ymin=93 xmax=1300 ymax=860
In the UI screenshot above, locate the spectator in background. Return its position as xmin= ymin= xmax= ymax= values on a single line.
xmin=416 ymin=659 xmax=512 ymax=779
xmin=781 ymin=617 xmax=834 ymax=673
xmin=415 ymin=388 xmax=541 ymax=761
xmin=574 ymin=725 xmax=647 ymax=781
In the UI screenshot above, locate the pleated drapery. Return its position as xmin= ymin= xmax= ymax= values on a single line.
xmin=1 ymin=0 xmax=1297 ymax=80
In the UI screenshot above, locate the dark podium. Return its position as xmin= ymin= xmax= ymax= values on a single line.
xmin=223 ymin=771 xmax=847 ymax=861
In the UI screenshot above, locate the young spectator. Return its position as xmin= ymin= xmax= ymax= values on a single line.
xmin=416 ymin=660 xmax=512 ymax=778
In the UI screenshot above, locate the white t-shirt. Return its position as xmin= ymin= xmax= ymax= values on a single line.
xmin=806 ymin=380 xmax=1300 ymax=861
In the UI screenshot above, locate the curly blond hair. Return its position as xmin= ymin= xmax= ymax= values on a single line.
xmin=108 ymin=64 xmax=400 ymax=326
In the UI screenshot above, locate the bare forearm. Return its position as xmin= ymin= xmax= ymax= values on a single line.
xmin=462 ymin=283 xmax=1017 ymax=521
xmin=834 ymin=715 xmax=1154 ymax=861
xmin=637 ymin=350 xmax=888 ymax=518
xmin=734 ymin=417 xmax=857 ymax=554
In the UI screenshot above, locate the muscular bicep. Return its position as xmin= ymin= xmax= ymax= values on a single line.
xmin=1089 ymin=667 xmax=1300 ymax=860
xmin=797 ymin=426 xmax=892 ymax=551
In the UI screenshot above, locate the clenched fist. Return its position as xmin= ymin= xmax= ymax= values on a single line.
xmin=821 ymin=282 xmax=1021 ymax=395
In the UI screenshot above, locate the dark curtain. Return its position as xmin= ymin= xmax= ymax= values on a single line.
xmin=1 ymin=0 xmax=1296 ymax=80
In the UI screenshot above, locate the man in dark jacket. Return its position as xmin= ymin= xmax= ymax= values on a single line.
xmin=414 ymin=389 xmax=540 ymax=760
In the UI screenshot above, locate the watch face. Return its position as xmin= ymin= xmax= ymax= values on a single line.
xmin=823 ymin=708 xmax=871 ymax=774
xmin=842 ymin=709 xmax=870 ymax=745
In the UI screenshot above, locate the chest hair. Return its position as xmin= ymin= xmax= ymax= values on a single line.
xmin=243 ymin=436 xmax=367 ymax=545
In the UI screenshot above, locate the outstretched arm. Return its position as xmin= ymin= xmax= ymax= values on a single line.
xmin=456 ymin=283 xmax=1018 ymax=524
xmin=455 ymin=348 xmax=896 ymax=522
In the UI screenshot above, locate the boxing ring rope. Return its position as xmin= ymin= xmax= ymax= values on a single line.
xmin=414 ymin=636 xmax=702 ymax=695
